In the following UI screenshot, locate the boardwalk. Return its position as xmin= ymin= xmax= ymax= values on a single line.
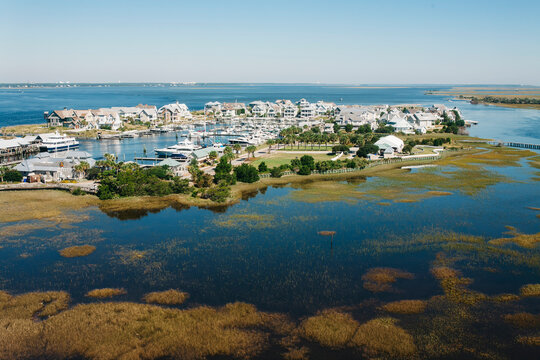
xmin=0 ymin=182 xmax=98 ymax=194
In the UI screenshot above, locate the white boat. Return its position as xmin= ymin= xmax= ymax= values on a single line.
xmin=39 ymin=132 xmax=79 ymax=153
xmin=228 ymin=136 xmax=259 ymax=146
xmin=154 ymin=139 xmax=201 ymax=158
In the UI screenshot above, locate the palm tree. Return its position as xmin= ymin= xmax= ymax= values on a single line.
xmin=208 ymin=150 xmax=218 ymax=164
xmin=223 ymin=146 xmax=234 ymax=164
xmin=0 ymin=166 xmax=7 ymax=183
xmin=233 ymin=144 xmax=241 ymax=155
xmin=73 ymin=161 xmax=90 ymax=179
xmin=246 ymin=145 xmax=257 ymax=159
xmin=266 ymin=139 xmax=275 ymax=153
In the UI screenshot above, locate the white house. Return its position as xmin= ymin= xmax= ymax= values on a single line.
xmin=412 ymin=112 xmax=438 ymax=129
xmin=374 ymin=135 xmax=404 ymax=153
xmin=300 ymin=104 xmax=317 ymax=118
xmin=204 ymin=101 xmax=222 ymax=115
xmin=337 ymin=108 xmax=378 ymax=129
xmin=91 ymin=109 xmax=122 ymax=130
xmin=283 ymin=104 xmax=298 ymax=118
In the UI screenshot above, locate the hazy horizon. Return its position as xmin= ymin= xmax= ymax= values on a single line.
xmin=1 ymin=0 xmax=539 ymax=85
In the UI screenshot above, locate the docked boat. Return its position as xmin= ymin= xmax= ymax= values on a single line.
xmin=228 ymin=136 xmax=259 ymax=146
xmin=39 ymin=132 xmax=79 ymax=153
xmin=154 ymin=138 xmax=201 ymax=158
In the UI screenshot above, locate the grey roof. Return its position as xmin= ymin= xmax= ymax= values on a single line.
xmin=158 ymin=158 xmax=183 ymax=167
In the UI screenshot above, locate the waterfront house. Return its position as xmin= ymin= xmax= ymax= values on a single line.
xmin=92 ymin=109 xmax=122 ymax=130
xmin=204 ymin=101 xmax=222 ymax=115
xmin=374 ymin=135 xmax=404 ymax=153
xmin=192 ymin=146 xmax=224 ymax=162
xmin=158 ymin=102 xmax=192 ymax=122
xmin=282 ymin=104 xmax=299 ymax=118
xmin=221 ymin=102 xmax=246 ymax=118
xmin=412 ymin=112 xmax=438 ymax=129
xmin=297 ymin=98 xmax=310 ymax=108
xmin=337 ymin=108 xmax=378 ymax=129
xmin=390 ymin=118 xmax=414 ymax=134
xmin=300 ymin=104 xmax=317 ymax=118
xmin=139 ymin=108 xmax=158 ymax=123
xmin=15 ymin=150 xmax=96 ymax=182
xmin=157 ymin=158 xmax=187 ymax=176
xmin=45 ymin=109 xmax=81 ymax=128
xmin=315 ymin=101 xmax=336 ymax=116
xmin=251 ymin=104 xmax=267 ymax=117
xmin=0 ymin=137 xmax=40 ymax=165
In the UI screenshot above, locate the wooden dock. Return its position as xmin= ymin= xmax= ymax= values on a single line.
xmin=0 ymin=182 xmax=98 ymax=194
xmin=488 ymin=141 xmax=540 ymax=150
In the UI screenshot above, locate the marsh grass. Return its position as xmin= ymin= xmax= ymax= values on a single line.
xmin=86 ymin=288 xmax=126 ymax=299
xmin=213 ymin=213 xmax=276 ymax=229
xmin=143 ymin=290 xmax=189 ymax=305
xmin=520 ymin=284 xmax=540 ymax=297
xmin=516 ymin=335 xmax=540 ymax=346
xmin=59 ymin=245 xmax=96 ymax=258
xmin=489 ymin=226 xmax=540 ymax=249
xmin=0 ymin=291 xmax=70 ymax=319
xmin=503 ymin=313 xmax=540 ymax=328
xmin=362 ymin=268 xmax=414 ymax=293
xmin=0 ymin=190 xmax=98 ymax=223
xmin=381 ymin=300 xmax=427 ymax=314
xmin=299 ymin=311 xmax=416 ymax=357
xmin=318 ymin=231 xmax=336 ymax=236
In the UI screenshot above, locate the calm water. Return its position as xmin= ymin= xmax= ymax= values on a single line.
xmin=0 ymin=85 xmax=539 ymax=358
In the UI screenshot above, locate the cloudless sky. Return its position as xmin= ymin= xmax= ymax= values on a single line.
xmin=1 ymin=0 xmax=539 ymax=84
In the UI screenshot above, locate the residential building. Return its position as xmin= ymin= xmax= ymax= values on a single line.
xmin=374 ymin=135 xmax=404 ymax=153
xmin=15 ymin=151 xmax=96 ymax=181
xmin=158 ymin=102 xmax=192 ymax=122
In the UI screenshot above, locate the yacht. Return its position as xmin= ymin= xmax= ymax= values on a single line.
xmin=154 ymin=138 xmax=201 ymax=158
xmin=228 ymin=136 xmax=259 ymax=146
xmin=39 ymin=132 xmax=79 ymax=153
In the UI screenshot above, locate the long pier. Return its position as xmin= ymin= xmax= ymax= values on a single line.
xmin=488 ymin=141 xmax=540 ymax=150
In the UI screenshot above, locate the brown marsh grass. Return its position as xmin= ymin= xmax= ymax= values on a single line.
xmin=213 ymin=213 xmax=276 ymax=229
xmin=143 ymin=289 xmax=189 ymax=305
xmin=362 ymin=267 xmax=414 ymax=293
xmin=381 ymin=300 xmax=427 ymax=314
xmin=503 ymin=313 xmax=540 ymax=328
xmin=299 ymin=311 xmax=416 ymax=357
xmin=0 ymin=298 xmax=295 ymax=360
xmin=59 ymin=244 xmax=96 ymax=258
xmin=520 ymin=284 xmax=540 ymax=297
xmin=0 ymin=190 xmax=97 ymax=223
xmin=86 ymin=288 xmax=126 ymax=299
xmin=489 ymin=226 xmax=540 ymax=248
xmin=516 ymin=335 xmax=540 ymax=346
xmin=0 ymin=291 xmax=70 ymax=319
xmin=318 ymin=231 xmax=336 ymax=236
xmin=431 ymin=266 xmax=487 ymax=305
xmin=299 ymin=310 xmax=358 ymax=348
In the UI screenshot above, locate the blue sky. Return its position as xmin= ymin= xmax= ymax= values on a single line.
xmin=1 ymin=0 xmax=539 ymax=84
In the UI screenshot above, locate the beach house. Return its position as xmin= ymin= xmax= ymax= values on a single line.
xmin=158 ymin=102 xmax=192 ymax=122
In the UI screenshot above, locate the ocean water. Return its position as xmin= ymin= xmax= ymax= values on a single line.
xmin=0 ymin=85 xmax=539 ymax=358
xmin=1 ymin=84 xmax=539 ymax=144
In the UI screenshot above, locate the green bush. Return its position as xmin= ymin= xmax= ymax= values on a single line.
xmin=258 ymin=161 xmax=268 ymax=173
xmin=300 ymin=155 xmax=315 ymax=170
xmin=356 ymin=144 xmax=379 ymax=158
xmin=234 ymin=164 xmax=260 ymax=183
xmin=4 ymin=170 xmax=22 ymax=182
xmin=297 ymin=165 xmax=312 ymax=175
xmin=270 ymin=167 xmax=283 ymax=178
xmin=331 ymin=145 xmax=350 ymax=154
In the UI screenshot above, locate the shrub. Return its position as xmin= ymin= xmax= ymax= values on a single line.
xmin=300 ymin=155 xmax=315 ymax=170
xmin=270 ymin=167 xmax=283 ymax=178
xmin=356 ymin=144 xmax=379 ymax=158
xmin=4 ymin=170 xmax=22 ymax=182
xmin=298 ymin=165 xmax=311 ymax=175
xmin=331 ymin=145 xmax=350 ymax=154
xmin=234 ymin=164 xmax=259 ymax=183
xmin=258 ymin=161 xmax=268 ymax=173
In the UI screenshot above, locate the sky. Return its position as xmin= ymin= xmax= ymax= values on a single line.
xmin=1 ymin=0 xmax=539 ymax=84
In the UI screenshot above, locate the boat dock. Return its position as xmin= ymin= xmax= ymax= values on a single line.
xmin=487 ymin=141 xmax=540 ymax=150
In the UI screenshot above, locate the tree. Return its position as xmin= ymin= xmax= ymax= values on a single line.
xmin=3 ymin=169 xmax=22 ymax=182
xmin=223 ymin=146 xmax=234 ymax=164
xmin=258 ymin=161 xmax=268 ymax=172
xmin=266 ymin=139 xmax=275 ymax=153
xmin=246 ymin=145 xmax=257 ymax=159
xmin=0 ymin=166 xmax=8 ymax=182
xmin=234 ymin=164 xmax=259 ymax=183
xmin=333 ymin=122 xmax=340 ymax=134
xmin=208 ymin=150 xmax=218 ymax=164
xmin=270 ymin=167 xmax=283 ymax=178
xmin=300 ymin=155 xmax=315 ymax=170
xmin=356 ymin=144 xmax=379 ymax=158
xmin=345 ymin=124 xmax=353 ymax=133
xmin=297 ymin=165 xmax=311 ymax=175
xmin=332 ymin=145 xmax=350 ymax=154
xmin=73 ymin=161 xmax=90 ymax=179
xmin=233 ymin=144 xmax=241 ymax=155
xmin=214 ymin=157 xmax=235 ymax=185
